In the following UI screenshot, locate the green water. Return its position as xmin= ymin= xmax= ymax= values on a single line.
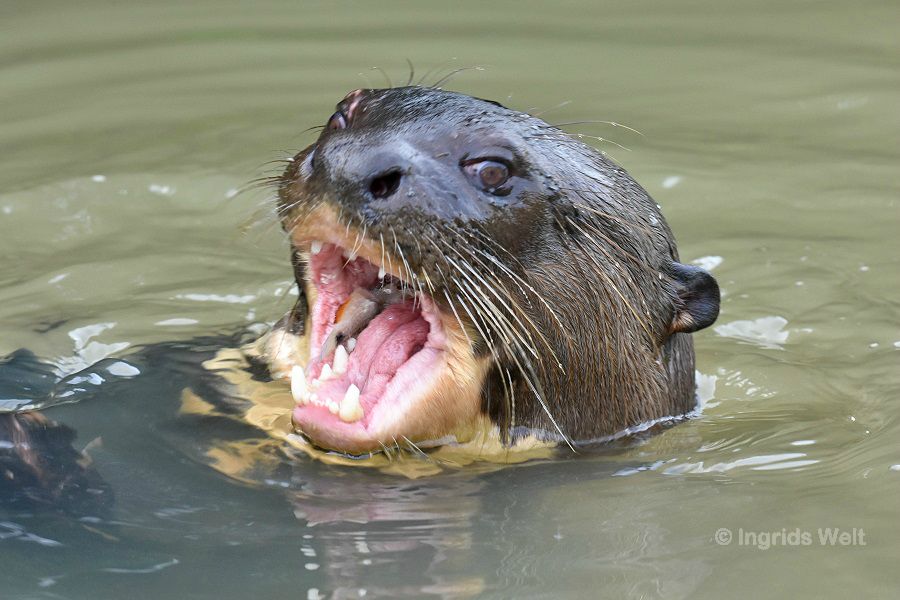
xmin=2 ymin=0 xmax=899 ymax=598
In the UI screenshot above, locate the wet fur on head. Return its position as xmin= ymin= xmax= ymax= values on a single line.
xmin=273 ymin=86 xmax=719 ymax=449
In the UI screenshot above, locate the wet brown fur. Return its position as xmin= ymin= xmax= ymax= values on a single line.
xmin=273 ymin=86 xmax=716 ymax=448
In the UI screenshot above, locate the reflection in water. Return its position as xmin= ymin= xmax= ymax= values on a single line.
xmin=1 ymin=338 xmax=497 ymax=597
xmin=0 ymin=350 xmax=57 ymax=412
xmin=0 ymin=411 xmax=112 ymax=515
xmin=0 ymin=299 xmax=895 ymax=598
xmin=287 ymin=473 xmax=487 ymax=599
xmin=2 ymin=340 xmax=715 ymax=599
xmin=0 ymin=350 xmax=113 ymax=514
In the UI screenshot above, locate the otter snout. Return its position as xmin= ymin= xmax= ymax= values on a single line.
xmin=319 ymin=138 xmax=494 ymax=223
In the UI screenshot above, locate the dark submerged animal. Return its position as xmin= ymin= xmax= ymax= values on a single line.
xmin=271 ymin=86 xmax=720 ymax=454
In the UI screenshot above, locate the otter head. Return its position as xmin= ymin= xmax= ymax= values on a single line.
xmin=274 ymin=86 xmax=719 ymax=455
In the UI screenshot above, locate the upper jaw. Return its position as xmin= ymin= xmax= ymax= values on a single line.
xmin=286 ymin=203 xmax=409 ymax=284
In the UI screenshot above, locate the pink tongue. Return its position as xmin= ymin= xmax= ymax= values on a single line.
xmin=347 ymin=303 xmax=429 ymax=397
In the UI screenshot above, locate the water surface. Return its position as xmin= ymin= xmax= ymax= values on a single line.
xmin=2 ymin=1 xmax=899 ymax=598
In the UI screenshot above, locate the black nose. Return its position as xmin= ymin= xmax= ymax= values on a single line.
xmin=369 ymin=168 xmax=403 ymax=199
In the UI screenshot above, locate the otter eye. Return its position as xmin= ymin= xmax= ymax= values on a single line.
xmin=463 ymin=160 xmax=510 ymax=193
xmin=327 ymin=111 xmax=347 ymax=130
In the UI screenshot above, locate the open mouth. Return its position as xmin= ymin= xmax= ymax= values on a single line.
xmin=289 ymin=239 xmax=454 ymax=454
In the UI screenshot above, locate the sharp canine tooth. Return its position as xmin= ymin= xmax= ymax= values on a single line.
xmin=332 ymin=345 xmax=349 ymax=374
xmin=378 ymin=266 xmax=386 ymax=279
xmin=339 ymin=384 xmax=363 ymax=422
xmin=310 ymin=241 xmax=323 ymax=255
xmin=290 ymin=366 xmax=308 ymax=404
xmin=319 ymin=363 xmax=333 ymax=381
xmin=346 ymin=337 xmax=357 ymax=352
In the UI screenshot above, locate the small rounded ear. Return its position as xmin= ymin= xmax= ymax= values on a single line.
xmin=666 ymin=262 xmax=720 ymax=334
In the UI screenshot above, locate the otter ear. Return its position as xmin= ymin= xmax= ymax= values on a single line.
xmin=667 ymin=262 xmax=720 ymax=334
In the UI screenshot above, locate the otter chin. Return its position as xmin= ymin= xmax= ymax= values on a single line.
xmin=264 ymin=86 xmax=720 ymax=456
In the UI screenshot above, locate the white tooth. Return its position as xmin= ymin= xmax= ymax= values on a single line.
xmin=378 ymin=266 xmax=386 ymax=279
xmin=328 ymin=400 xmax=339 ymax=414
xmin=319 ymin=363 xmax=333 ymax=381
xmin=309 ymin=393 xmax=318 ymax=404
xmin=346 ymin=337 xmax=357 ymax=352
xmin=339 ymin=384 xmax=364 ymax=422
xmin=290 ymin=366 xmax=308 ymax=404
xmin=343 ymin=248 xmax=358 ymax=261
xmin=310 ymin=241 xmax=323 ymax=255
xmin=332 ymin=345 xmax=349 ymax=374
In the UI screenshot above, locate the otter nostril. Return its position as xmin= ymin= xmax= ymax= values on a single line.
xmin=369 ymin=169 xmax=402 ymax=199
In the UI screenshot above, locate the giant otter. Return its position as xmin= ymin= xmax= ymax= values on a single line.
xmin=262 ymin=86 xmax=720 ymax=455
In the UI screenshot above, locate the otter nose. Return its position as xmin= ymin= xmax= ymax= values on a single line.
xmin=368 ymin=167 xmax=403 ymax=199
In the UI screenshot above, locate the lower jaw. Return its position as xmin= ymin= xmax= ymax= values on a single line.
xmin=290 ymin=409 xmax=386 ymax=455
xmin=288 ymin=324 xmax=494 ymax=456
xmin=291 ymin=346 xmax=449 ymax=455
